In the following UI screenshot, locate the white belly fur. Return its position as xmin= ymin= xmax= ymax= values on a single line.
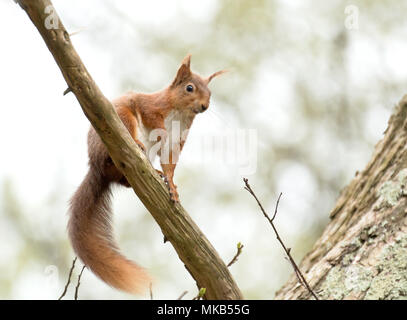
xmin=164 ymin=109 xmax=193 ymax=143
xmin=137 ymin=110 xmax=193 ymax=164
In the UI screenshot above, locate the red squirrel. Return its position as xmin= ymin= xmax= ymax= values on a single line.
xmin=68 ymin=54 xmax=225 ymax=294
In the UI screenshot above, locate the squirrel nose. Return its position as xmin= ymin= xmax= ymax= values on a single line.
xmin=201 ymin=104 xmax=208 ymax=111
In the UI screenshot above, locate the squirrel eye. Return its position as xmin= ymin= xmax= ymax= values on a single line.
xmin=186 ymin=84 xmax=194 ymax=92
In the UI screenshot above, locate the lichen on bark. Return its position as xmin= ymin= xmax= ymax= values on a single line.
xmin=375 ymin=168 xmax=407 ymax=209
xmin=317 ymin=235 xmax=407 ymax=300
xmin=364 ymin=235 xmax=407 ymax=300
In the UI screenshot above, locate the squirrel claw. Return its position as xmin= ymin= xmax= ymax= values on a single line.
xmin=161 ymin=175 xmax=179 ymax=202
xmin=136 ymin=141 xmax=147 ymax=154
xmin=169 ymin=193 xmax=180 ymax=203
xmin=169 ymin=189 xmax=180 ymax=203
xmin=163 ymin=176 xmax=169 ymax=186
xmin=156 ymin=169 xmax=165 ymax=179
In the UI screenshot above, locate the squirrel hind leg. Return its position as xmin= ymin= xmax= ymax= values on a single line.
xmin=103 ymin=156 xmax=131 ymax=187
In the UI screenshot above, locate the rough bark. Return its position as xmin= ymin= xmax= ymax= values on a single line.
xmin=16 ymin=0 xmax=243 ymax=299
xmin=276 ymin=95 xmax=407 ymax=300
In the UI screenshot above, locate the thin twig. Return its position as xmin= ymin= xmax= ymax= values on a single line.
xmin=177 ymin=290 xmax=188 ymax=300
xmin=227 ymin=243 xmax=244 ymax=267
xmin=150 ymin=282 xmax=153 ymax=300
xmin=63 ymin=87 xmax=72 ymax=96
xmin=243 ymin=178 xmax=319 ymax=300
xmin=74 ymin=265 xmax=86 ymax=300
xmin=58 ymin=257 xmax=77 ymax=300
xmin=271 ymin=193 xmax=282 ymax=222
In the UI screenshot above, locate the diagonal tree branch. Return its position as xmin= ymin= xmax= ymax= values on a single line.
xmin=16 ymin=0 xmax=242 ymax=300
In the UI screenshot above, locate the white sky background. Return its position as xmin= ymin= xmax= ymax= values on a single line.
xmin=0 ymin=0 xmax=406 ymax=299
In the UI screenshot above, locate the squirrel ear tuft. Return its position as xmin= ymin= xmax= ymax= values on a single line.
xmin=206 ymin=69 xmax=228 ymax=84
xmin=171 ymin=54 xmax=192 ymax=86
xmin=181 ymin=54 xmax=191 ymax=69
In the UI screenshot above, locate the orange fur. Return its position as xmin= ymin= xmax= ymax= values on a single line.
xmin=68 ymin=55 xmax=225 ymax=294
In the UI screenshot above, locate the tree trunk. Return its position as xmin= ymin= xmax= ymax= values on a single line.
xmin=276 ymin=95 xmax=407 ymax=300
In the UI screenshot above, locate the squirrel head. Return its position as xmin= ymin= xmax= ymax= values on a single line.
xmin=169 ymin=54 xmax=226 ymax=115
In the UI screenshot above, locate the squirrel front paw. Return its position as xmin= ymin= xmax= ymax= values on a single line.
xmin=155 ymin=169 xmax=165 ymax=178
xmin=164 ymin=180 xmax=179 ymax=203
xmin=135 ymin=139 xmax=147 ymax=154
xmin=161 ymin=174 xmax=179 ymax=203
xmin=169 ymin=188 xmax=180 ymax=203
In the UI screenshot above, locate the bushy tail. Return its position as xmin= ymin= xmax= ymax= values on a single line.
xmin=68 ymin=168 xmax=150 ymax=294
